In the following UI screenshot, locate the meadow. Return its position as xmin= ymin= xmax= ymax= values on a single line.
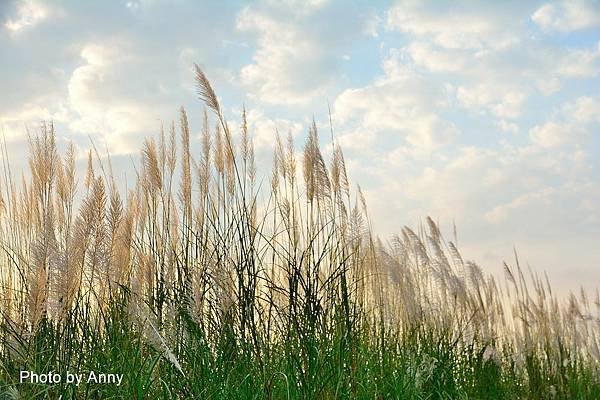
xmin=0 ymin=66 xmax=598 ymax=399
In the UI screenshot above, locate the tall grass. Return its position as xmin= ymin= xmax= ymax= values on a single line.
xmin=0 ymin=66 xmax=598 ymax=399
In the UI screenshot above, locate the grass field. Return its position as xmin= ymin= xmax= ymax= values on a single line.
xmin=0 ymin=66 xmax=598 ymax=399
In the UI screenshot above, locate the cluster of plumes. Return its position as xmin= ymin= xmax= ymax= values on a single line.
xmin=383 ymin=218 xmax=600 ymax=367
xmin=0 ymin=123 xmax=134 ymax=328
xmin=0 ymin=66 xmax=598 ymax=380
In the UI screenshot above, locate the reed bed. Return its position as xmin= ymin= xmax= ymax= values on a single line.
xmin=0 ymin=66 xmax=598 ymax=399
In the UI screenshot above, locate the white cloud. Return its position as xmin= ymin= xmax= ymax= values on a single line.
xmin=386 ymin=0 xmax=599 ymax=124
xmin=333 ymin=50 xmax=457 ymax=154
xmin=485 ymin=188 xmax=555 ymax=223
xmin=405 ymin=42 xmax=468 ymax=72
xmin=241 ymin=108 xmax=302 ymax=152
xmin=536 ymin=77 xmax=562 ymax=95
xmin=555 ymin=48 xmax=599 ymax=78
xmin=457 ymin=83 xmax=527 ymax=119
xmin=125 ymin=0 xmax=160 ymax=11
xmin=335 ymin=127 xmax=377 ymax=151
xmin=359 ymin=138 xmax=598 ymax=296
xmin=386 ymin=2 xmax=518 ymax=50
xmin=563 ymin=96 xmax=600 ymax=123
xmin=532 ymin=1 xmax=600 ymax=32
xmin=67 ymin=44 xmax=158 ymax=154
xmin=236 ymin=7 xmax=331 ymax=104
xmin=530 ymin=121 xmax=579 ymax=148
xmin=497 ymin=119 xmax=519 ymax=134
xmin=4 ymin=0 xmax=48 ymax=33
xmin=0 ymin=103 xmax=70 ymax=142
xmin=529 ymin=95 xmax=600 ymax=148
xmin=364 ymin=12 xmax=381 ymax=38
xmin=360 ymin=146 xmax=515 ymax=232
xmin=261 ymin=0 xmax=328 ymax=15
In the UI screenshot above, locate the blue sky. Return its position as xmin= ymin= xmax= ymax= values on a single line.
xmin=1 ymin=0 xmax=599 ymax=294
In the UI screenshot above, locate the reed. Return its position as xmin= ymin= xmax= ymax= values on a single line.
xmin=0 ymin=67 xmax=598 ymax=399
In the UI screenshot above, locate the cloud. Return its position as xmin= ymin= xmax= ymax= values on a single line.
xmin=1 ymin=1 xmax=255 ymax=157
xmin=389 ymin=0 xmax=599 ymax=145
xmin=364 ymin=11 xmax=381 ymax=38
xmin=404 ymin=39 xmax=536 ymax=121
xmin=483 ymin=181 xmax=599 ymax=232
xmin=355 ymin=146 xmax=524 ymax=237
xmin=386 ymin=2 xmax=518 ymax=50
xmin=529 ymin=121 xmax=575 ymax=148
xmin=239 ymin=108 xmax=302 ymax=153
xmin=485 ymin=187 xmax=555 ymax=223
xmin=261 ymin=0 xmax=328 ymax=15
xmin=405 ymin=42 xmax=468 ymax=73
xmin=457 ymin=83 xmax=527 ymax=119
xmin=4 ymin=0 xmax=48 ymax=33
xmin=333 ymin=50 xmax=457 ymax=154
xmin=497 ymin=119 xmax=519 ymax=134
xmin=529 ymin=95 xmax=600 ymax=148
xmin=236 ymin=2 xmax=373 ymax=105
xmin=236 ymin=7 xmax=332 ymax=105
xmin=0 ymin=102 xmax=70 ymax=141
xmin=563 ymin=96 xmax=600 ymax=123
xmin=532 ymin=1 xmax=600 ymax=32
xmin=536 ymin=77 xmax=562 ymax=95
xmin=360 ymin=136 xmax=598 ymax=274
xmin=67 ymin=43 xmax=159 ymax=154
xmin=236 ymin=8 xmax=344 ymax=104
xmin=555 ymin=47 xmax=600 ymax=78
xmin=385 ymin=4 xmax=537 ymax=130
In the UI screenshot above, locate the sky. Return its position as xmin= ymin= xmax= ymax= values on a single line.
xmin=1 ymin=0 xmax=599 ymax=295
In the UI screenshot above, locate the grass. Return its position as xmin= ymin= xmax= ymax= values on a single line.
xmin=0 ymin=65 xmax=598 ymax=399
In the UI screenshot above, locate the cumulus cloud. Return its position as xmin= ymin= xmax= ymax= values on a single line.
xmin=236 ymin=8 xmax=330 ymax=104
xmin=4 ymin=0 xmax=48 ymax=33
xmin=405 ymin=42 xmax=468 ymax=73
xmin=355 ymin=145 xmax=530 ymax=238
xmin=529 ymin=95 xmax=600 ymax=148
xmin=386 ymin=1 xmax=518 ymax=50
xmin=497 ymin=119 xmax=519 ymax=134
xmin=536 ymin=77 xmax=562 ymax=95
xmin=563 ymin=96 xmax=600 ymax=123
xmin=334 ymin=13 xmax=599 ymax=289
xmin=555 ymin=47 xmax=600 ymax=78
xmin=261 ymin=0 xmax=328 ymax=15
xmin=457 ymin=83 xmax=527 ymax=119
xmin=360 ymin=136 xmax=598 ymax=287
xmin=333 ymin=50 xmax=458 ymax=154
xmin=532 ymin=0 xmax=600 ymax=32
xmin=386 ymin=3 xmax=547 ymax=131
xmin=67 ymin=43 xmax=160 ymax=154
xmin=485 ymin=188 xmax=555 ymax=223
xmin=237 ymin=108 xmax=302 ymax=153
xmin=389 ymin=0 xmax=599 ymax=147
xmin=530 ymin=121 xmax=580 ymax=148
xmin=0 ymin=102 xmax=70 ymax=141
xmin=236 ymin=2 xmax=374 ymax=105
xmin=363 ymin=11 xmax=381 ymax=38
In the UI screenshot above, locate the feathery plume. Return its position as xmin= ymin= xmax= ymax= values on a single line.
xmin=194 ymin=64 xmax=220 ymax=116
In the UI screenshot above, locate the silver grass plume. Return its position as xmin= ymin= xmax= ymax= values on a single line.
xmin=302 ymin=120 xmax=330 ymax=202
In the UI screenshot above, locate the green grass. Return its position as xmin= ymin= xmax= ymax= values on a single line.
xmin=2 ymin=306 xmax=599 ymax=398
